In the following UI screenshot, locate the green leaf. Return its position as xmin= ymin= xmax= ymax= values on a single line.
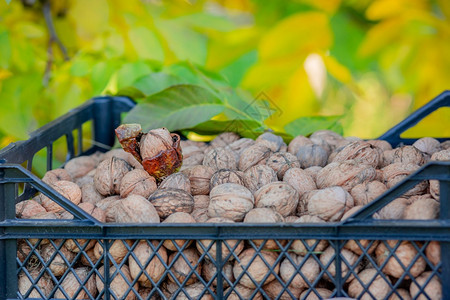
xmin=0 ymin=30 xmax=11 ymax=68
xmin=114 ymin=86 xmax=146 ymax=99
xmin=116 ymin=62 xmax=154 ymax=90
xmin=284 ymin=116 xmax=344 ymax=137
xmin=123 ymin=84 xmax=225 ymax=132
xmin=175 ymin=12 xmax=235 ymax=32
xmin=128 ymin=27 xmax=165 ymax=62
xmin=220 ymin=50 xmax=258 ymax=87
xmin=132 ymin=72 xmax=184 ymax=96
xmin=187 ymin=119 xmax=265 ymax=139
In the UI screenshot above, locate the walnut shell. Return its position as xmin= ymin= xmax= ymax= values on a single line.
xmin=40 ymin=240 xmax=76 ymax=277
xmin=210 ymin=132 xmax=240 ymax=148
xmin=266 ymin=152 xmax=300 ymax=179
xmin=18 ymin=269 xmax=54 ymax=298
xmin=140 ymin=127 xmax=173 ymax=160
xmin=42 ymin=168 xmax=72 ymax=185
xmin=429 ymin=149 xmax=450 ymax=200
xmin=174 ymin=282 xmax=215 ymax=300
xmin=342 ymin=207 xmax=379 ymax=255
xmin=410 ymin=271 xmax=442 ymax=300
xmin=129 ymin=240 xmax=168 ymax=287
xmin=303 ymin=166 xmax=322 ymax=184
xmin=168 ymin=248 xmax=202 ymax=285
xmin=55 ymin=267 xmax=97 ymax=299
xmin=94 ymin=157 xmax=133 ymax=196
xmin=302 ymin=186 xmax=354 ymax=221
xmin=288 ymin=135 xmax=313 ymax=155
xmin=233 ymin=248 xmax=280 ymax=289
xmin=78 ymin=202 xmax=106 ymax=222
xmin=202 ymin=259 xmax=234 ymax=288
xmin=413 ymin=137 xmax=441 ymax=156
xmin=291 ymin=215 xmax=328 ymax=255
xmin=210 ymin=169 xmax=245 ymax=190
xmin=385 ymin=145 xmax=425 ymax=166
xmin=331 ymin=141 xmax=381 ymax=168
xmin=189 ymin=165 xmax=215 ymax=195
xmin=119 ymin=169 xmax=157 ymax=198
xmin=81 ymin=183 xmax=104 ymax=205
xmin=40 ymin=180 xmax=82 ymax=213
xmin=296 ymin=144 xmax=328 ymax=168
xmin=228 ymin=138 xmax=256 ymax=158
xmin=350 ymin=181 xmax=387 ymax=206
xmin=115 ymin=195 xmax=160 ymax=223
xmin=95 ymin=195 xmax=120 ymax=222
xmin=389 ymin=289 xmax=412 ymax=300
xmin=382 ymin=163 xmax=428 ymax=196
xmin=283 ymin=167 xmax=316 ymax=197
xmin=203 ymin=147 xmax=237 ymax=171
xmin=193 ymin=195 xmax=209 ymax=210
xmin=16 ymin=199 xmax=46 ymax=219
xmin=80 ymin=248 xmax=98 ymax=267
xmin=348 ymin=268 xmax=392 ymax=300
xmin=425 ymin=241 xmax=440 ymax=266
xmin=263 ymin=280 xmax=302 ymax=300
xmin=191 ymin=208 xmax=209 ymax=222
xmin=256 ymin=132 xmax=286 ymax=152
xmin=299 ymin=288 xmax=333 ymax=300
xmin=149 ymin=188 xmax=194 ymax=219
xmin=367 ymin=139 xmax=392 ymax=151
xmin=375 ymin=197 xmax=410 ymax=220
xmin=403 ymin=195 xmax=439 ymax=220
xmin=182 ymin=146 xmax=205 ymax=167
xmin=280 ymin=253 xmax=320 ymax=289
xmin=320 ymin=246 xmax=360 ymax=283
xmin=238 ymin=144 xmax=272 ymax=171
xmin=94 ymin=239 xmax=133 ymax=264
xmin=64 ymin=156 xmax=97 ymax=179
xmin=310 ymin=130 xmax=344 ymax=151
xmin=162 ymin=212 xmax=196 ymax=251
xmin=254 ymin=182 xmax=299 ymax=217
xmin=244 ymin=208 xmax=285 ymax=249
xmin=75 ymin=170 xmax=95 ymax=187
xmin=103 ymin=148 xmax=142 ymax=169
xmin=159 ymin=172 xmax=191 ymax=193
xmin=208 ymin=183 xmax=254 ymax=221
xmin=96 ymin=265 xmax=138 ymax=300
xmin=375 ymin=241 xmax=426 ymax=279
xmin=243 ymin=165 xmax=278 ymax=194
xmin=224 ymin=284 xmax=263 ymax=300
xmin=317 ymin=160 xmax=376 ymax=191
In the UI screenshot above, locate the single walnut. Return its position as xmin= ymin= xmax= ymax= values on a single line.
xmin=228 ymin=138 xmax=256 ymax=158
xmin=75 ymin=169 xmax=95 ymax=187
xmin=191 ymin=208 xmax=209 ymax=222
xmin=42 ymin=168 xmax=72 ymax=185
xmin=291 ymin=215 xmax=328 ymax=255
xmin=425 ymin=241 xmax=440 ymax=266
xmin=244 ymin=208 xmax=285 ymax=249
xmin=162 ymin=212 xmax=196 ymax=251
xmin=320 ymin=246 xmax=360 ymax=283
xmin=181 ymin=145 xmax=204 ymax=167
xmin=348 ymin=269 xmax=392 ymax=300
xmin=283 ymin=168 xmax=316 ymax=197
xmin=103 ymin=148 xmax=142 ymax=169
xmin=375 ymin=197 xmax=410 ymax=220
xmin=94 ymin=239 xmax=133 ymax=265
xmin=303 ymin=166 xmax=322 ymax=184
xmin=384 ymin=145 xmax=425 ymax=166
xmin=159 ymin=172 xmax=191 ymax=194
xmin=203 ymin=147 xmax=237 ymax=171
xmin=410 ymin=271 xmax=442 ymax=300
xmin=168 ymin=248 xmax=201 ymax=285
xmin=382 ymin=163 xmax=428 ymax=196
xmin=350 ymin=181 xmax=387 ymax=206
xmin=64 ymin=156 xmax=97 ymax=179
xmin=210 ymin=132 xmax=240 ymax=148
xmin=119 ymin=169 xmax=157 ymax=198
xmin=149 ymin=188 xmax=194 ymax=219
xmin=189 ymin=165 xmax=215 ymax=195
xmin=40 ymin=180 xmax=82 ymax=213
xmin=94 ymin=157 xmax=133 ymax=196
xmin=238 ymin=144 xmax=272 ymax=171
xmin=413 ymin=137 xmax=441 ymax=156
xmin=263 ymin=280 xmax=302 ymax=300
xmin=78 ymin=202 xmax=106 ymax=222
xmin=95 ymin=195 xmax=120 ymax=222
xmin=208 ymin=183 xmax=254 ymax=221
xmin=115 ymin=195 xmax=160 ymax=223
xmin=193 ymin=195 xmax=209 ymax=210
xmin=202 ymin=259 xmax=234 ymax=288
xmin=81 ymin=183 xmax=104 ymax=205
xmin=403 ymin=195 xmax=439 ymax=220
xmin=256 ymin=132 xmax=286 ymax=152
xmin=16 ymin=199 xmax=46 ymax=219
xmin=254 ymin=182 xmax=299 ymax=217
xmin=302 ymin=187 xmax=353 ymax=221
xmin=181 ymin=140 xmax=207 ymax=150
xmin=317 ymin=160 xmax=377 ymax=191
xmin=243 ymin=165 xmax=278 ymax=194
xmin=266 ymin=152 xmax=300 ymax=179
xmin=210 ymin=169 xmax=245 ymax=190
xmin=330 ymin=141 xmax=381 ymax=168
xmin=367 ymin=139 xmax=392 ymax=151
xmin=310 ymin=130 xmax=344 ymax=153
xmin=280 ymin=253 xmax=320 ymax=290
xmin=96 ymin=265 xmax=137 ymax=300
xmin=54 ymin=267 xmax=97 ymax=299
xmin=40 ymin=240 xmax=76 ymax=276
xmin=288 ymin=135 xmax=313 ymax=155
xmin=296 ymin=144 xmax=328 ymax=168
xmin=18 ymin=269 xmax=54 ymax=299
xmin=441 ymin=140 xmax=450 ymax=150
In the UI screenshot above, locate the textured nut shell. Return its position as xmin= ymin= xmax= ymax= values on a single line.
xmin=202 ymin=260 xmax=234 ymax=288
xmin=16 ymin=200 xmax=46 ymax=219
xmin=94 ymin=157 xmax=132 ymax=196
xmin=254 ymin=182 xmax=299 ymax=217
xmin=229 ymin=138 xmax=255 ymax=157
xmin=425 ymin=241 xmax=440 ymax=266
xmin=233 ymin=248 xmax=280 ymax=289
xmin=280 ymin=253 xmax=320 ymax=289
xmin=140 ymin=128 xmax=173 ymax=159
xmin=160 ymin=172 xmax=191 ymax=193
xmin=342 ymin=206 xmax=379 ymax=255
xmin=403 ymin=195 xmax=439 ymax=220
xmin=263 ymin=281 xmax=302 ymax=300
xmin=81 ymin=183 xmax=104 ymax=205
xmin=189 ymin=165 xmax=214 ymax=195
xmin=42 ymin=168 xmax=72 ymax=185
xmin=115 ymin=195 xmax=160 ymax=223
xmin=348 ymin=268 xmax=392 ymax=300
xmin=224 ymin=284 xmax=263 ymax=300
xmin=331 ymin=141 xmax=381 ymax=168
xmin=75 ymin=172 xmax=94 ymax=187
xmin=376 ymin=197 xmax=410 ymax=220
xmin=40 ymin=241 xmax=76 ymax=277
xmin=238 ymin=144 xmax=272 ymax=171
xmin=96 ymin=265 xmax=138 ymax=300
xmin=350 ymin=181 xmax=387 ymax=206
xmin=64 ymin=156 xmax=97 ymax=179
xmin=19 ymin=269 xmax=54 ymax=298
xmin=103 ymin=148 xmax=142 ymax=169
xmin=320 ymin=246 xmax=360 ymax=283
xmin=96 ymin=196 xmax=120 ymax=222
xmin=210 ymin=132 xmax=240 ymax=148
xmin=290 ymin=216 xmax=328 ymax=255
xmin=55 ymin=267 xmax=97 ymax=299
xmin=256 ymin=132 xmax=286 ymax=152
xmin=64 ymin=237 xmax=96 ymax=253
xmin=203 ymin=147 xmax=237 ymax=171
xmin=304 ymin=187 xmax=354 ymax=221
xmin=389 ymin=289 xmax=412 ymax=300
xmin=429 ymin=149 xmax=450 ymax=200
xmin=413 ymin=137 xmax=441 ymax=155
xmin=296 ymin=144 xmax=328 ymax=168
xmin=129 ymin=240 xmax=168 ymax=287
xmin=310 ymin=130 xmax=344 ymax=149
xmin=94 ymin=239 xmax=133 ymax=264
xmin=382 ymin=163 xmax=428 ymax=196
xmin=210 ymin=169 xmax=245 ymax=190
xmin=288 ymin=135 xmax=313 ymax=155
xmin=303 ymin=166 xmax=322 ymax=184
xmin=375 ymin=241 xmax=426 ymax=278
xmin=283 ymin=167 xmax=316 ymax=197
xmin=191 ymin=208 xmax=209 ymax=222
xmin=196 ymin=217 xmax=244 ymax=261
xmin=193 ymin=195 xmax=209 ymax=210
xmin=149 ymin=188 xmax=194 ymax=219
xmin=317 ymin=160 xmax=376 ymax=191
xmin=120 ymin=169 xmax=157 ymax=198
xmin=243 ymin=165 xmax=278 ymax=193
xmin=266 ymin=152 xmax=300 ymax=179
xmin=244 ymin=208 xmax=285 ymax=249
xmin=208 ymin=183 xmax=254 ymax=221
xmin=299 ymin=288 xmax=333 ymax=300
xmin=182 ymin=148 xmax=204 ymax=168
xmin=168 ymin=248 xmax=201 ymax=285
xmin=162 ymin=212 xmax=196 ymax=251
xmin=40 ymin=180 xmax=82 ymax=212
xmin=409 ymin=271 xmax=442 ymax=300
xmin=389 ymin=145 xmax=425 ymax=165
xmin=367 ymin=139 xmax=392 ymax=151
xmin=175 ymin=282 xmax=215 ymax=300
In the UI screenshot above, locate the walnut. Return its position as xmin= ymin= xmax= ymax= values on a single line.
xmin=266 ymin=152 xmax=300 ymax=179
xmin=40 ymin=180 xmax=82 ymax=213
xmin=75 ymin=169 xmax=95 ymax=187
xmin=95 ymin=195 xmax=120 ymax=222
xmin=413 ymin=137 xmax=441 ymax=156
xmin=181 ymin=145 xmax=204 ymax=167
xmin=210 ymin=132 xmax=240 ymax=148
xmin=382 ymin=163 xmax=428 ymax=196
xmin=403 ymin=194 xmax=439 ymax=220
xmin=254 ymin=182 xmax=298 ymax=217
xmin=188 ymin=165 xmax=214 ymax=195
xmin=208 ymin=183 xmax=254 ymax=221
xmin=238 ymin=144 xmax=272 ymax=171
xmin=181 ymin=140 xmax=207 ymax=150
xmin=384 ymin=145 xmax=425 ymax=166
xmin=303 ymin=166 xmax=322 ymax=184
xmin=296 ymin=144 xmax=328 ymax=168
xmin=81 ymin=183 xmax=104 ymax=205
xmin=193 ymin=195 xmax=209 ymax=210
xmin=287 ymin=135 xmax=313 ymax=155
xmin=291 ymin=215 xmax=328 ymax=255
xmin=18 ymin=269 xmax=54 ymax=298
xmin=367 ymin=139 xmax=393 ymax=151
xmin=244 ymin=208 xmax=285 ymax=249
xmin=302 ymin=187 xmax=353 ymax=221
xmin=115 ymin=195 xmax=160 ymax=223
xmin=410 ymin=271 xmax=442 ymax=300
xmin=224 ymin=284 xmax=263 ymax=300
xmin=280 ymin=253 xmax=320 ymax=290
xmin=15 ymin=199 xmax=46 ymax=219
xmin=310 ymin=130 xmax=344 ymax=152
xmin=94 ymin=240 xmax=133 ymax=265
xmin=350 ymin=181 xmax=387 ymax=206
xmin=256 ymin=132 xmax=286 ymax=152
xmin=168 ymin=248 xmax=201 ymax=285
xmin=341 ymin=206 xmax=379 ymax=255
xmin=55 ymin=267 xmax=97 ymax=299
xmin=375 ymin=197 xmax=410 ymax=220
xmin=317 ymin=160 xmax=377 ymax=191
xmin=64 ymin=156 xmax=97 ymax=179
xmin=202 ymin=259 xmax=234 ymax=288
xmin=159 ymin=172 xmax=191 ymax=193
xmin=119 ymin=169 xmax=157 ymax=198
xmin=203 ymin=147 xmax=237 ymax=171
xmin=42 ymin=168 xmax=72 ymax=185
xmin=40 ymin=240 xmax=76 ymax=276
xmin=320 ymin=246 xmax=360 ymax=283
xmin=425 ymin=241 xmax=440 ymax=266
xmin=210 ymin=169 xmax=245 ymax=190
xmin=263 ymin=280 xmax=302 ymax=300
xmin=243 ymin=165 xmax=278 ymax=194
xmin=96 ymin=265 xmax=137 ymax=300
xmin=348 ymin=269 xmax=392 ymax=300
xmin=129 ymin=240 xmax=168 ymax=287
xmin=441 ymin=140 xmax=450 ymax=150
xmin=429 ymin=149 xmax=450 ymax=200
xmin=149 ymin=188 xmax=194 ymax=219
xmin=299 ymin=288 xmax=333 ymax=300
xmin=103 ymin=148 xmax=142 ymax=169
xmin=162 ymin=212 xmax=196 ymax=251
xmin=330 ymin=141 xmax=381 ymax=168
xmin=191 ymin=208 xmax=209 ymax=222
xmin=94 ymin=157 xmax=133 ymax=196
xmin=283 ymin=167 xmax=316 ymax=197
xmin=228 ymin=138 xmax=256 ymax=158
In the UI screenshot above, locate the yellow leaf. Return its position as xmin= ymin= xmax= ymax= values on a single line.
xmin=322 ymin=55 xmax=352 ymax=83
xmin=296 ymin=0 xmax=342 ymax=14
xmin=0 ymin=69 xmax=12 ymax=80
xmin=366 ymin=0 xmax=429 ymax=20
xmin=259 ymin=12 xmax=332 ymax=61
xmin=0 ymin=135 xmax=16 ymax=148
xmin=358 ymin=18 xmax=405 ymax=57
xmin=68 ymin=0 xmax=110 ymax=41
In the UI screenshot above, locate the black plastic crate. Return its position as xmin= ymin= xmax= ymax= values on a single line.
xmin=0 ymin=92 xmax=449 ymax=299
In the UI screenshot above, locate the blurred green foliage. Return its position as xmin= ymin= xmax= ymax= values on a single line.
xmin=0 ymin=0 xmax=449 ymax=155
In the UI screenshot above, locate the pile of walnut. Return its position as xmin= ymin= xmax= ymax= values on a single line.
xmin=16 ymin=130 xmax=449 ymax=299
